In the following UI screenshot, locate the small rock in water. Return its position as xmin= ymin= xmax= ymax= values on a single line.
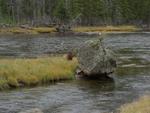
xmin=19 ymin=108 xmax=43 ymax=113
xmin=77 ymin=38 xmax=117 ymax=78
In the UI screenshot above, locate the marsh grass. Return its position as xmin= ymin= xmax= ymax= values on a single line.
xmin=120 ymin=95 xmax=150 ymax=113
xmin=73 ymin=26 xmax=140 ymax=32
xmin=0 ymin=27 xmax=37 ymax=34
xmin=33 ymin=27 xmax=56 ymax=33
xmin=0 ymin=25 xmax=140 ymax=34
xmin=0 ymin=27 xmax=55 ymax=34
xmin=0 ymin=57 xmax=78 ymax=90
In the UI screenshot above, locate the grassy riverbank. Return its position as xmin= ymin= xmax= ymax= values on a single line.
xmin=120 ymin=95 xmax=150 ymax=113
xmin=0 ymin=57 xmax=78 ymax=90
xmin=0 ymin=27 xmax=56 ymax=34
xmin=73 ymin=26 xmax=140 ymax=33
xmin=0 ymin=25 xmax=141 ymax=34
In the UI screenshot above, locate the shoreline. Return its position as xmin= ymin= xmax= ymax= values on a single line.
xmin=0 ymin=25 xmax=147 ymax=35
xmin=119 ymin=95 xmax=150 ymax=113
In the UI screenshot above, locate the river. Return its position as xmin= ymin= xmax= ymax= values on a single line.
xmin=0 ymin=33 xmax=149 ymax=113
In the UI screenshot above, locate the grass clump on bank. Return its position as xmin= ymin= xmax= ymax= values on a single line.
xmin=0 ymin=57 xmax=78 ymax=90
xmin=0 ymin=25 xmax=141 ymax=35
xmin=0 ymin=27 xmax=56 ymax=34
xmin=0 ymin=27 xmax=37 ymax=34
xmin=33 ymin=27 xmax=56 ymax=33
xmin=73 ymin=25 xmax=140 ymax=33
xmin=120 ymin=95 xmax=150 ymax=113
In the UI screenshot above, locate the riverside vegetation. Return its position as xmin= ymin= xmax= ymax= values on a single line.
xmin=0 ymin=25 xmax=140 ymax=34
xmin=0 ymin=0 xmax=150 ymax=26
xmin=120 ymin=95 xmax=150 ymax=113
xmin=0 ymin=57 xmax=78 ymax=90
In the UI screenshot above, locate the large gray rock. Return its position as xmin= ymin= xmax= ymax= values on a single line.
xmin=19 ymin=108 xmax=43 ymax=113
xmin=77 ymin=38 xmax=116 ymax=78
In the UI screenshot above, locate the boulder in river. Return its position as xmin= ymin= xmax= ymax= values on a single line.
xmin=19 ymin=108 xmax=43 ymax=113
xmin=77 ymin=38 xmax=116 ymax=79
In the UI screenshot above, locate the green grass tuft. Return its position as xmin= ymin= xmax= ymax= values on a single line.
xmin=0 ymin=57 xmax=78 ymax=90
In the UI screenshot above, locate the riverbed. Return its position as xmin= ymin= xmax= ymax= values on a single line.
xmin=0 ymin=33 xmax=150 ymax=113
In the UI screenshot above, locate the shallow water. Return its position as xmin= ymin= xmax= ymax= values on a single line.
xmin=0 ymin=34 xmax=96 ymax=57
xmin=0 ymin=33 xmax=150 ymax=113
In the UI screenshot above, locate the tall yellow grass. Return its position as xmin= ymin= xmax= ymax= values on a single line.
xmin=73 ymin=26 xmax=140 ymax=32
xmin=0 ymin=57 xmax=78 ymax=90
xmin=0 ymin=27 xmax=55 ymax=34
xmin=33 ymin=27 xmax=56 ymax=33
xmin=120 ymin=95 xmax=150 ymax=113
xmin=0 ymin=25 xmax=140 ymax=34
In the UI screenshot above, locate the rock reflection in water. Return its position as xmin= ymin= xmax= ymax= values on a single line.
xmin=74 ymin=79 xmax=115 ymax=92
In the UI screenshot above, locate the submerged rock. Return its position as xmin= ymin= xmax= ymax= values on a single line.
xmin=77 ymin=38 xmax=116 ymax=78
xmin=19 ymin=108 xmax=43 ymax=113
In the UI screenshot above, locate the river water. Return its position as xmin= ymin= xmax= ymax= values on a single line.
xmin=0 ymin=33 xmax=150 ymax=113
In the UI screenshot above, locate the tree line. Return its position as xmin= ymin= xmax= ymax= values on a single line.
xmin=0 ymin=0 xmax=150 ymax=27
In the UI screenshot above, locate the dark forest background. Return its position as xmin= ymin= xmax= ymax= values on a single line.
xmin=0 ymin=0 xmax=150 ymax=27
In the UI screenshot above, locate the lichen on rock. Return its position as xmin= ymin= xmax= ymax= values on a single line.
xmin=77 ymin=38 xmax=116 ymax=78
